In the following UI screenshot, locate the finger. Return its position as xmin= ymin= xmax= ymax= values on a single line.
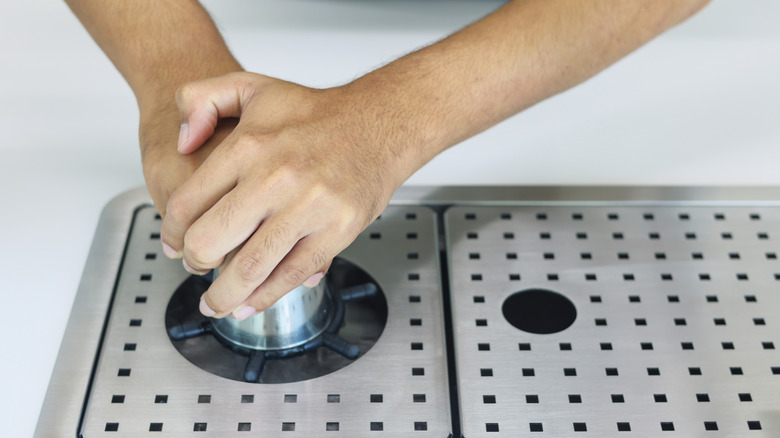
xmin=161 ymin=115 xmax=258 ymax=257
xmin=200 ymin=216 xmax=304 ymax=317
xmin=294 ymin=258 xmax=333 ymax=292
xmin=175 ymin=72 xmax=254 ymax=155
xmin=181 ymin=180 xmax=272 ymax=271
xmin=163 ymin=76 xmax=269 ymax=257
xmin=303 ymin=257 xmax=333 ymax=288
xmin=231 ymin=235 xmax=338 ymax=320
xmin=160 ymin=157 xmax=238 ymax=258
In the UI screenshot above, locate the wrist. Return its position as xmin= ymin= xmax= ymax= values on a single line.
xmin=138 ymin=103 xmax=179 ymax=160
xmin=333 ymin=78 xmax=446 ymax=189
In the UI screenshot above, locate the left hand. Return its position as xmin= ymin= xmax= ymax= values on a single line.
xmin=140 ymin=105 xmax=237 ymax=218
xmin=162 ymin=72 xmax=413 ymax=320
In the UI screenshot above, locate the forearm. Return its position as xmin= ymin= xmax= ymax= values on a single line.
xmin=65 ymin=0 xmax=243 ymax=215
xmin=64 ymin=0 xmax=242 ymax=116
xmin=346 ymin=0 xmax=710 ymax=183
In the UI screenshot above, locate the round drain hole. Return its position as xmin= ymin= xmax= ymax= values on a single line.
xmin=502 ymin=289 xmax=577 ymax=334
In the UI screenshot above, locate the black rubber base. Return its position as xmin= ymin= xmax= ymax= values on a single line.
xmin=165 ymin=258 xmax=388 ymax=383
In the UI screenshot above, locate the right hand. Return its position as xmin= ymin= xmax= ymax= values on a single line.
xmin=160 ymin=72 xmax=418 ymax=320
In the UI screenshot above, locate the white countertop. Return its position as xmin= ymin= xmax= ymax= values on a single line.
xmin=2 ymin=1 xmax=779 ymax=436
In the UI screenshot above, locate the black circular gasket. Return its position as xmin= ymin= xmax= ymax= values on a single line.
xmin=165 ymin=257 xmax=388 ymax=383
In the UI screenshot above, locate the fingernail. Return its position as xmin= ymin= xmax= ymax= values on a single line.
xmin=199 ymin=296 xmax=216 ymax=317
xmin=183 ymin=258 xmax=209 ymax=275
xmin=177 ymin=123 xmax=189 ymax=152
xmin=303 ymin=272 xmax=324 ymax=288
xmin=162 ymin=242 xmax=181 ymax=259
xmin=233 ymin=305 xmax=257 ymax=321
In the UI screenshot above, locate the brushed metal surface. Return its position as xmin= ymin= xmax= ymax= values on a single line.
xmin=79 ymin=203 xmax=451 ymax=436
xmin=447 ymin=205 xmax=780 ymax=437
xmin=35 ymin=186 xmax=780 ymax=438
xmin=391 ymin=186 xmax=780 ymax=206
xmin=33 ymin=188 xmax=149 ymax=438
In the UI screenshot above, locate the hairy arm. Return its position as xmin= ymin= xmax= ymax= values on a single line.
xmin=64 ymin=0 xmax=243 ymax=214
xmin=163 ymin=0 xmax=710 ymax=319
xmin=342 ymin=0 xmax=711 ymax=182
xmin=66 ymin=0 xmax=710 ymax=320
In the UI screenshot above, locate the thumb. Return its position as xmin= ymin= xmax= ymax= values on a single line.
xmin=175 ymin=73 xmax=253 ymax=154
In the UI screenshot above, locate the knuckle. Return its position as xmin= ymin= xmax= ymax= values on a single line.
xmin=331 ymin=206 xmax=364 ymax=234
xmin=234 ymin=250 xmax=266 ymax=283
xmin=224 ymin=130 xmax=266 ymax=158
xmin=281 ymin=264 xmax=308 ymax=286
xmin=164 ymin=194 xmax=190 ymax=227
xmin=236 ymin=129 xmax=267 ymax=148
xmin=274 ymin=162 xmax=302 ymax=181
xmin=311 ymin=248 xmax=331 ymax=269
xmin=183 ymin=230 xmax=216 ymax=267
xmin=216 ymin=193 xmax=243 ymax=228
xmin=299 ymin=180 xmax=337 ymax=207
xmin=205 ymin=292 xmax=234 ymax=313
xmin=263 ymin=222 xmax=292 ymax=253
xmin=231 ymin=73 xmax=258 ymax=95
xmin=175 ymin=82 xmax=197 ymax=104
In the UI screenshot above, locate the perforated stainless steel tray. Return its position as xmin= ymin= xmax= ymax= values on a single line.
xmin=447 ymin=204 xmax=780 ymax=437
xmin=35 ymin=186 xmax=780 ymax=437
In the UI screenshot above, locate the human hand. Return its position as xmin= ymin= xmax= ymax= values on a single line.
xmin=139 ymin=106 xmax=238 ymax=216
xmin=161 ymin=72 xmax=413 ymax=320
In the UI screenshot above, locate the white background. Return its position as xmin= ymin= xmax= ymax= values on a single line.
xmin=1 ymin=0 xmax=779 ymax=436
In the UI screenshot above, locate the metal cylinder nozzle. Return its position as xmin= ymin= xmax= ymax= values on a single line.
xmin=210 ymin=269 xmax=333 ymax=351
